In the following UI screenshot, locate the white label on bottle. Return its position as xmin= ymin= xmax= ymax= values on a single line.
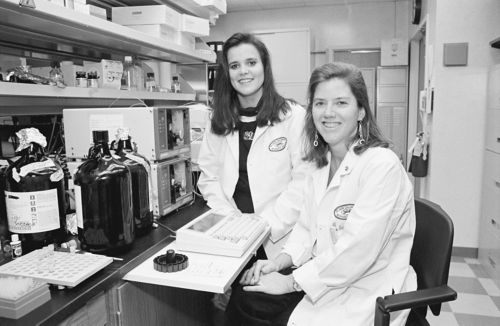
xmin=19 ymin=159 xmax=55 ymax=177
xmin=125 ymin=153 xmax=154 ymax=211
xmin=74 ymin=185 xmax=83 ymax=229
xmin=5 ymin=189 xmax=60 ymax=234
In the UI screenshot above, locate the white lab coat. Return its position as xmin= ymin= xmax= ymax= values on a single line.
xmin=197 ymin=102 xmax=307 ymax=258
xmin=283 ymin=146 xmax=417 ymax=326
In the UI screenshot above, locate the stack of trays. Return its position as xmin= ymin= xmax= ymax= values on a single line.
xmin=0 ymin=276 xmax=50 ymax=319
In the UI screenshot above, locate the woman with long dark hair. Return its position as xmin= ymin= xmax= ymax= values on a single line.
xmin=198 ymin=32 xmax=307 ymax=260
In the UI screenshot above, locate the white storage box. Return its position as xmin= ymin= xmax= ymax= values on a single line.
xmin=60 ymin=61 xmax=84 ymax=87
xmin=129 ymin=24 xmax=195 ymax=50
xmin=179 ymin=14 xmax=209 ymax=36
xmin=0 ymin=277 xmax=50 ymax=319
xmin=112 ymin=5 xmax=180 ymax=29
xmin=194 ymin=0 xmax=227 ymax=14
xmin=82 ymin=59 xmax=123 ymax=90
xmin=74 ymin=3 xmax=108 ymax=20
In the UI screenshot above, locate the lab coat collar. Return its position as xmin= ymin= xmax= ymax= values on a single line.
xmin=253 ymin=123 xmax=269 ymax=143
xmin=311 ymin=143 xmax=361 ymax=200
xmin=226 ymin=130 xmax=239 ymax=163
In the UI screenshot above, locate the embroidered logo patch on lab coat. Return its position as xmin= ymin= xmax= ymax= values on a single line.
xmin=333 ymin=204 xmax=354 ymax=220
xmin=268 ymin=137 xmax=287 ymax=152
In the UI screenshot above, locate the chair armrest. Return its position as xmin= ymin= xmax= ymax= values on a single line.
xmin=374 ymin=285 xmax=457 ymax=326
xmin=376 ymin=285 xmax=457 ymax=313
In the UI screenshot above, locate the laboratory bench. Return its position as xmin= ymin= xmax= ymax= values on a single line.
xmin=0 ymin=196 xmax=212 ymax=326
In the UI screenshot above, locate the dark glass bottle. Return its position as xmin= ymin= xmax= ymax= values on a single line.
xmin=4 ymin=128 xmax=67 ymax=254
xmin=73 ymin=130 xmax=134 ymax=254
xmin=112 ymin=129 xmax=153 ymax=236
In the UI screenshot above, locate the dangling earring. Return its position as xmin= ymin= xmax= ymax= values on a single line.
xmin=313 ymin=131 xmax=319 ymax=147
xmin=358 ymin=121 xmax=365 ymax=145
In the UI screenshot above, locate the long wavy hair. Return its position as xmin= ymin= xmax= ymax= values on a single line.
xmin=211 ymin=33 xmax=290 ymax=135
xmin=303 ymin=62 xmax=390 ymax=168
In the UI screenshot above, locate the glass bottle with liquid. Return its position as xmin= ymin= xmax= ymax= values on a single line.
xmin=171 ymin=76 xmax=181 ymax=93
xmin=121 ymin=56 xmax=145 ymax=91
xmin=146 ymin=72 xmax=157 ymax=92
xmin=73 ymin=130 xmax=135 ymax=254
xmin=4 ymin=128 xmax=67 ymax=254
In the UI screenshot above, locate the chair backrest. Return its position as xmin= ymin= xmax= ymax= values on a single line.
xmin=410 ymin=198 xmax=454 ymax=317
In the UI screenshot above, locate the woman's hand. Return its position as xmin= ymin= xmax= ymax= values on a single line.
xmin=240 ymin=259 xmax=279 ymax=285
xmin=243 ymin=273 xmax=294 ymax=295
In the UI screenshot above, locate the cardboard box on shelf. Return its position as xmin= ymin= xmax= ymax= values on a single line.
xmin=112 ymin=5 xmax=180 ymax=29
xmin=179 ymin=14 xmax=209 ymax=37
xmin=83 ymin=59 xmax=123 ymax=89
xmin=193 ymin=0 xmax=227 ymax=14
xmin=128 ymin=24 xmax=195 ymax=50
xmin=60 ymin=61 xmax=84 ymax=87
xmin=74 ymin=3 xmax=108 ymax=20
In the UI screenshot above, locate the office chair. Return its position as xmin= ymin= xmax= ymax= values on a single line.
xmin=374 ymin=198 xmax=458 ymax=326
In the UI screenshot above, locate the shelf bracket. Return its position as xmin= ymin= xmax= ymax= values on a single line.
xmin=19 ymin=0 xmax=36 ymax=9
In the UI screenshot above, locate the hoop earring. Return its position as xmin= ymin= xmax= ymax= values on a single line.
xmin=313 ymin=131 xmax=319 ymax=147
xmin=358 ymin=121 xmax=365 ymax=145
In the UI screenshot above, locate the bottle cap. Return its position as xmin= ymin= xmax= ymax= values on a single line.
xmin=11 ymin=234 xmax=19 ymax=242
xmin=92 ymin=130 xmax=109 ymax=144
xmin=172 ymin=76 xmax=178 ymax=81
xmin=147 ymin=72 xmax=155 ymax=78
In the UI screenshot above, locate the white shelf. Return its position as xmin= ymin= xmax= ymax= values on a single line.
xmin=0 ymin=82 xmax=196 ymax=115
xmin=0 ymin=0 xmax=216 ymax=63
xmin=0 ymin=82 xmax=195 ymax=101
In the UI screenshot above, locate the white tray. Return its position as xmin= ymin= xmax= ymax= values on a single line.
xmin=0 ymin=250 xmax=113 ymax=288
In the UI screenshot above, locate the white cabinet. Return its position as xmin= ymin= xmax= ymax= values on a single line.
xmin=376 ymin=66 xmax=408 ymax=165
xmin=479 ymin=64 xmax=500 ymax=289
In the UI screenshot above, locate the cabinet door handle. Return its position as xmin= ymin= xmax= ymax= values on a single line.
xmin=495 ymin=181 xmax=500 ymax=188
xmin=497 ymin=137 xmax=500 ymax=142
xmin=116 ymin=311 xmax=122 ymax=326
xmin=489 ymin=257 xmax=496 ymax=268
xmin=492 ymin=219 xmax=497 ymax=225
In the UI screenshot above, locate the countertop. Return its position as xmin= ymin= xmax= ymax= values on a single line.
xmin=0 ymin=197 xmax=209 ymax=326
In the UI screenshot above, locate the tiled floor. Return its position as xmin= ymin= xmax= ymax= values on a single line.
xmin=426 ymin=256 xmax=500 ymax=326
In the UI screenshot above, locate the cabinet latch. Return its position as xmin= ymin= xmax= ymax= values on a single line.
xmin=19 ymin=0 xmax=36 ymax=9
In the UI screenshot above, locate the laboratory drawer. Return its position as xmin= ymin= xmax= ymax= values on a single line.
xmin=377 ymin=68 xmax=407 ymax=85
xmin=485 ymin=111 xmax=500 ymax=154
xmin=377 ymin=86 xmax=407 ymax=103
xmin=488 ymin=64 xmax=500 ymax=109
xmin=483 ymin=150 xmax=500 ymax=186
xmin=481 ymin=182 xmax=500 ymax=239
xmin=478 ymin=227 xmax=500 ymax=287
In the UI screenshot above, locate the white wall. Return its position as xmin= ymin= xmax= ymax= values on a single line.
xmin=424 ymin=0 xmax=500 ymax=248
xmin=207 ymin=0 xmax=500 ymax=250
xmin=209 ymin=1 xmax=409 ymax=54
